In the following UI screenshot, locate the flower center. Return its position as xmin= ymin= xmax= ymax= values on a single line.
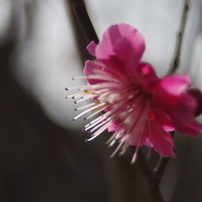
xmin=67 ymin=67 xmax=154 ymax=163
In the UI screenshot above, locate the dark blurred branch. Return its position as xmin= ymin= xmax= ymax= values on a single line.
xmin=151 ymin=131 xmax=175 ymax=186
xmin=151 ymin=0 xmax=190 ymax=198
xmin=67 ymin=0 xmax=99 ymax=45
xmin=168 ymin=0 xmax=190 ymax=74
xmin=136 ymin=132 xmax=175 ymax=202
xmin=153 ymin=156 xmax=170 ymax=183
xmin=66 ymin=0 xmax=97 ymax=63
xmin=136 ymin=150 xmax=165 ymax=202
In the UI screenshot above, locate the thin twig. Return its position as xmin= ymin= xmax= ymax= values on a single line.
xmin=168 ymin=0 xmax=190 ymax=74
xmin=152 ymin=156 xmax=170 ymax=183
xmin=152 ymin=131 xmax=175 ymax=185
xmin=149 ymin=0 xmax=190 ymax=198
xmin=136 ymin=131 xmax=175 ymax=202
xmin=136 ymin=150 xmax=165 ymax=202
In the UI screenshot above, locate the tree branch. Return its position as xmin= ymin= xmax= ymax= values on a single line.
xmin=168 ymin=0 xmax=190 ymax=74
xmin=67 ymin=0 xmax=99 ymax=45
xmin=136 ymin=150 xmax=165 ymax=202
xmin=152 ymin=131 xmax=175 ymax=185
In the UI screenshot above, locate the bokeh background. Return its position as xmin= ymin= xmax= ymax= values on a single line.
xmin=1 ymin=0 xmax=202 ymax=201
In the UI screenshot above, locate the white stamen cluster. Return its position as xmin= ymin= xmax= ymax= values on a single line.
xmin=66 ymin=65 xmax=151 ymax=163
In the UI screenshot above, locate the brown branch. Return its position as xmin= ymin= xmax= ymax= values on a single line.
xmin=152 ymin=131 xmax=175 ymax=186
xmin=135 ymin=131 xmax=175 ymax=202
xmin=168 ymin=0 xmax=190 ymax=74
xmin=136 ymin=150 xmax=165 ymax=202
xmin=67 ymin=0 xmax=99 ymax=45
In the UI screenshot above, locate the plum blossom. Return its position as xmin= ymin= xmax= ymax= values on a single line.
xmin=67 ymin=23 xmax=202 ymax=162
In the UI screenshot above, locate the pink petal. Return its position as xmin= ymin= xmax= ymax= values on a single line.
xmin=153 ymin=74 xmax=197 ymax=128
xmin=96 ymin=58 xmax=126 ymax=77
xmin=157 ymin=74 xmax=191 ymax=96
xmin=187 ymin=88 xmax=202 ymax=116
xmin=177 ymin=121 xmax=202 ymax=137
xmin=149 ymin=120 xmax=176 ymax=158
xmin=86 ymin=41 xmax=97 ymax=56
xmin=128 ymin=132 xmax=148 ymax=147
xmin=95 ymin=23 xmax=145 ymax=75
xmin=84 ymin=60 xmax=104 ymax=85
xmin=151 ymin=109 xmax=175 ymax=132
xmin=108 ymin=123 xmax=120 ymax=132
xmin=144 ymin=138 xmax=153 ymax=147
xmin=135 ymin=63 xmax=159 ymax=92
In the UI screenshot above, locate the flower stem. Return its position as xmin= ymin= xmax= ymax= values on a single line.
xmin=168 ymin=0 xmax=190 ymax=74
xmin=153 ymin=156 xmax=170 ymax=183
xmin=152 ymin=131 xmax=175 ymax=183
xmin=136 ymin=150 xmax=165 ymax=202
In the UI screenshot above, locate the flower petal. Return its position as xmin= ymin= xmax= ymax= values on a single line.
xmin=95 ymin=23 xmax=145 ymax=74
xmin=108 ymin=123 xmax=120 ymax=132
xmin=149 ymin=120 xmax=176 ymax=158
xmin=151 ymin=109 xmax=175 ymax=132
xmin=177 ymin=121 xmax=202 ymax=137
xmin=187 ymin=88 xmax=202 ymax=116
xmin=135 ymin=62 xmax=159 ymax=91
xmin=157 ymin=74 xmax=191 ymax=95
xmin=84 ymin=60 xmax=104 ymax=85
xmin=153 ymin=74 xmax=197 ymax=129
xmin=87 ymin=41 xmax=97 ymax=56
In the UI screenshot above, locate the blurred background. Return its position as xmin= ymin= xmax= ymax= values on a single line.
xmin=1 ymin=0 xmax=202 ymax=201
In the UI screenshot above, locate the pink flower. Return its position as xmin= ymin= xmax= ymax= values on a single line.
xmin=67 ymin=23 xmax=202 ymax=162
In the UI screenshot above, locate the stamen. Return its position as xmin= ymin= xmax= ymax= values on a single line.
xmin=84 ymin=111 xmax=111 ymax=128
xmin=108 ymin=139 xmax=117 ymax=147
xmin=84 ymin=119 xmax=104 ymax=131
xmin=86 ymin=121 xmax=112 ymax=141
xmin=97 ymin=92 xmax=112 ymax=101
xmin=86 ymin=75 xmax=118 ymax=82
xmin=72 ymin=76 xmax=86 ymax=80
xmin=65 ymin=85 xmax=88 ymax=91
xmin=84 ymin=115 xmax=105 ymax=128
xmin=146 ymin=116 xmax=153 ymax=159
xmin=147 ymin=147 xmax=152 ymax=159
xmin=130 ymin=149 xmax=138 ymax=164
xmin=66 ymin=92 xmax=85 ymax=99
xmin=130 ymin=139 xmax=141 ymax=164
xmin=89 ymin=118 xmax=111 ymax=133
xmin=94 ymin=89 xmax=108 ymax=94
xmin=92 ymin=82 xmax=122 ymax=90
xmin=110 ymin=140 xmax=125 ymax=158
xmin=74 ymin=95 xmax=92 ymax=104
xmin=72 ymin=103 xmax=106 ymax=121
xmin=107 ymin=130 xmax=125 ymax=147
xmin=84 ymin=105 xmax=108 ymax=120
xmin=119 ymin=146 xmax=127 ymax=155
xmin=75 ymin=102 xmax=95 ymax=111
xmin=106 ymin=131 xmax=119 ymax=144
xmin=109 ymin=140 xmax=116 ymax=147
xmin=130 ymin=124 xmax=144 ymax=164
xmin=84 ymin=115 xmax=108 ymax=131
xmin=85 ymin=135 xmax=98 ymax=142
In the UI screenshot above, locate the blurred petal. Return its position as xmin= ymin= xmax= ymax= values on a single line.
xmin=86 ymin=41 xmax=97 ymax=56
xmin=149 ymin=121 xmax=176 ymax=158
